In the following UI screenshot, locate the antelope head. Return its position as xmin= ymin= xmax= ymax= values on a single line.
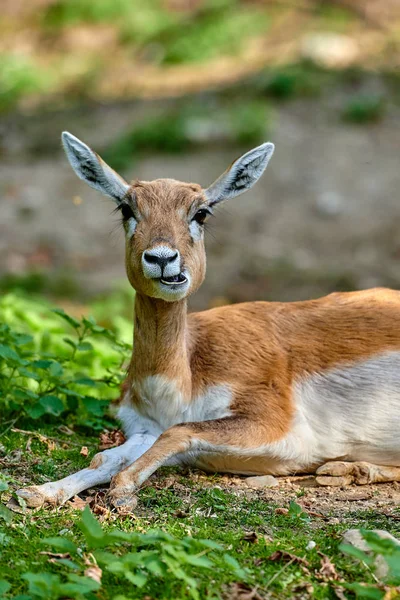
xmin=62 ymin=132 xmax=274 ymax=302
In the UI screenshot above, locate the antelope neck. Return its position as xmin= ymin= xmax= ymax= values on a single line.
xmin=130 ymin=293 xmax=191 ymax=395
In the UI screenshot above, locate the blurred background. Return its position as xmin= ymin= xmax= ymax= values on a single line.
xmin=1 ymin=0 xmax=400 ymax=318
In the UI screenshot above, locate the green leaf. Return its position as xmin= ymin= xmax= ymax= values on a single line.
xmin=52 ymin=308 xmax=81 ymax=329
xmin=222 ymin=553 xmax=247 ymax=578
xmin=0 ymin=504 xmax=13 ymax=524
xmin=0 ymin=344 xmax=21 ymax=362
xmin=78 ymin=506 xmax=105 ymax=548
xmin=0 ymin=580 xmax=11 ymax=595
xmin=339 ymin=543 xmax=374 ymax=566
xmin=183 ymin=554 xmax=213 ymax=568
xmin=344 ymin=582 xmax=384 ymax=599
xmin=22 ymin=571 xmax=61 ymax=596
xmin=57 ymin=558 xmax=80 ymax=570
xmin=49 ymin=361 xmax=63 ymax=377
xmin=14 ymin=389 xmax=39 ymax=400
xmin=39 ymin=395 xmax=64 ymax=416
xmin=60 ymin=573 xmax=100 ymax=594
xmin=0 ymin=481 xmax=9 ymax=493
xmin=197 ymin=539 xmax=223 ymax=551
xmin=63 ymin=337 xmax=78 ymax=350
xmin=41 ymin=536 xmax=78 ymax=554
xmin=17 ymin=367 xmax=40 ymax=381
xmin=74 ymin=376 xmax=97 ymax=387
xmin=124 ymin=571 xmax=148 ymax=587
xmin=76 ymin=342 xmax=93 ymax=352
xmin=32 ymin=359 xmax=53 ymax=369
xmin=25 ymin=402 xmax=46 ymax=419
xmin=82 ymin=396 xmax=106 ymax=416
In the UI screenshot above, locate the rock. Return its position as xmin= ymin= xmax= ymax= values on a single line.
xmin=306 ymin=540 xmax=316 ymax=551
xmin=342 ymin=529 xmax=400 ymax=580
xmin=244 ymin=475 xmax=279 ymax=489
xmin=301 ymin=33 xmax=359 ymax=68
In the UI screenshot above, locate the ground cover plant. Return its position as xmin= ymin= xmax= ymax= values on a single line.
xmin=1 ymin=293 xmax=400 ymax=599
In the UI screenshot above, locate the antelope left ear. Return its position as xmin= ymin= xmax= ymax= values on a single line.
xmin=205 ymin=142 xmax=274 ymax=206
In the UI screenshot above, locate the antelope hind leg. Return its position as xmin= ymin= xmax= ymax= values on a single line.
xmin=316 ymin=461 xmax=400 ymax=487
xmin=109 ymin=417 xmax=267 ymax=509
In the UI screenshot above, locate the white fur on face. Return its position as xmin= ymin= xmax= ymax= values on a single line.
xmin=125 ymin=217 xmax=137 ymax=238
xmin=189 ymin=220 xmax=204 ymax=242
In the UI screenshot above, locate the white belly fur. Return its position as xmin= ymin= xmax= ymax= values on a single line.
xmin=271 ymin=351 xmax=400 ymax=468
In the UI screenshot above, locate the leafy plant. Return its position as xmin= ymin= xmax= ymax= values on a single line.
xmin=2 ymin=507 xmax=247 ymax=599
xmin=341 ymin=530 xmax=400 ymax=598
xmin=0 ymin=294 xmax=131 ymax=429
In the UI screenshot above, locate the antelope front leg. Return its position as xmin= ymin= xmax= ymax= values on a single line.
xmin=109 ymin=417 xmax=262 ymax=508
xmin=16 ymin=432 xmax=157 ymax=508
xmin=316 ymin=461 xmax=400 ymax=486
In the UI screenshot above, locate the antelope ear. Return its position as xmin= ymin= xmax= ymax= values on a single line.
xmin=61 ymin=131 xmax=129 ymax=204
xmin=205 ymin=142 xmax=274 ymax=206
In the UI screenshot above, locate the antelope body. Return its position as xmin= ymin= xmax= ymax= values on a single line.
xmin=18 ymin=133 xmax=400 ymax=509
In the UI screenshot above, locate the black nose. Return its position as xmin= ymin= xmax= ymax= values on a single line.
xmin=143 ymin=249 xmax=178 ymax=271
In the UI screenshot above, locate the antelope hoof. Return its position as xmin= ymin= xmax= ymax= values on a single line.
xmin=16 ymin=486 xmax=49 ymax=508
xmin=108 ymin=489 xmax=138 ymax=512
xmin=16 ymin=484 xmax=68 ymax=508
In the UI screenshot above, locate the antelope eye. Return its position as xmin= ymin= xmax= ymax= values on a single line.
xmin=120 ymin=202 xmax=134 ymax=221
xmin=193 ymin=208 xmax=212 ymax=225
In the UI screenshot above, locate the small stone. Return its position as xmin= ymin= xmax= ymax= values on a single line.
xmin=244 ymin=475 xmax=279 ymax=489
xmin=306 ymin=540 xmax=316 ymax=550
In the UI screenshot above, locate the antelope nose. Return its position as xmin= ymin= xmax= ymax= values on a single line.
xmin=142 ymin=246 xmax=180 ymax=279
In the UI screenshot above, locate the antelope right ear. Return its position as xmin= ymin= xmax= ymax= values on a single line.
xmin=61 ymin=132 xmax=130 ymax=204
xmin=205 ymin=142 xmax=274 ymax=206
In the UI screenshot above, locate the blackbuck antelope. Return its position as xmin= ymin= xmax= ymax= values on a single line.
xmin=18 ymin=132 xmax=400 ymax=510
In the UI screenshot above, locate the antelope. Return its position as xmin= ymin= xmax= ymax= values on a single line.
xmin=18 ymin=132 xmax=400 ymax=510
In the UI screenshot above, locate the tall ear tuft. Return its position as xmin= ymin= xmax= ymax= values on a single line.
xmin=61 ymin=132 xmax=129 ymax=204
xmin=205 ymin=142 xmax=274 ymax=206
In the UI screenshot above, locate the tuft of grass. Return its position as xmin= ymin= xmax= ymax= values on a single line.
xmin=259 ymin=63 xmax=330 ymax=100
xmin=341 ymin=95 xmax=386 ymax=124
xmin=0 ymin=53 xmax=57 ymax=113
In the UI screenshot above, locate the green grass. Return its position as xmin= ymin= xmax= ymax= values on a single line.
xmin=341 ymin=95 xmax=386 ymax=124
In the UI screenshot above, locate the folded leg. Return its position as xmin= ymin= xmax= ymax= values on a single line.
xmin=109 ymin=417 xmax=268 ymax=508
xmin=316 ymin=461 xmax=400 ymax=486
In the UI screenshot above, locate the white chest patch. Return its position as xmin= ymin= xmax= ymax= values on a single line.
xmin=132 ymin=375 xmax=233 ymax=431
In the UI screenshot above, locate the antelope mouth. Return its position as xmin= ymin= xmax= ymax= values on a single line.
xmin=159 ymin=273 xmax=188 ymax=286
